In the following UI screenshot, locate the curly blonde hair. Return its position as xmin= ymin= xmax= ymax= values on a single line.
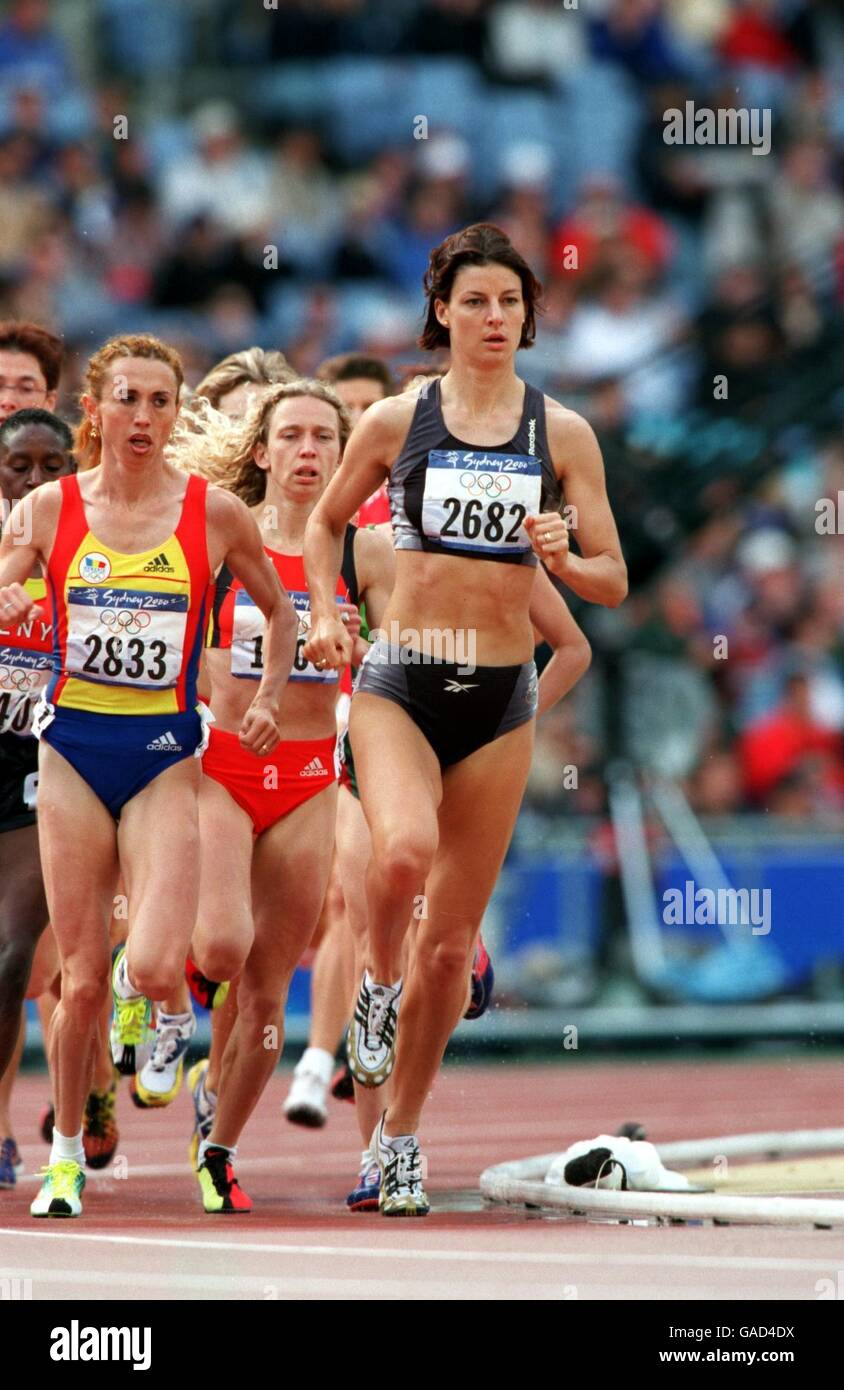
xmin=193 ymin=347 xmax=297 ymax=409
xmin=75 ymin=334 xmax=184 ymax=471
xmin=167 ymin=379 xmax=352 ymax=506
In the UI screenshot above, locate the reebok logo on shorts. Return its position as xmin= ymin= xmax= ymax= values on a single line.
xmin=147 ymin=731 xmax=182 ymax=752
xmin=143 ymin=552 xmax=175 ymax=574
xmin=299 ymin=756 xmax=328 ymax=778
xmin=443 ymin=680 xmax=478 ymax=693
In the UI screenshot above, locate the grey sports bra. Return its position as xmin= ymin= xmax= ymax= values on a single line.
xmin=388 ymin=377 xmax=561 ymax=567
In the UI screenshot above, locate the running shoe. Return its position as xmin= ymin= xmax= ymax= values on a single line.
xmin=372 ymin=1112 xmax=429 ymax=1218
xmin=346 ymin=1149 xmax=380 ymax=1211
xmin=331 ymin=1058 xmax=355 ymax=1104
xmin=30 ymin=1160 xmax=85 ymax=1218
xmin=39 ymin=1102 xmax=54 ymax=1145
xmin=109 ymin=945 xmax=153 ymax=1076
xmin=464 ymin=935 xmax=495 ymax=1020
xmin=185 ymin=957 xmax=230 ymax=1012
xmin=130 ymin=1010 xmax=196 ymax=1108
xmin=0 ymin=1138 xmax=17 ymax=1189
xmin=83 ymin=1083 xmax=119 ymax=1169
xmin=196 ymin=1145 xmax=252 ymax=1214
xmin=188 ymin=1058 xmax=216 ymax=1171
xmin=347 ymin=971 xmax=402 ymax=1087
xmin=282 ymin=1048 xmax=332 ymax=1128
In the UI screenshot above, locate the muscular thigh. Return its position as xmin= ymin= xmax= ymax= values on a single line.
xmin=248 ymin=782 xmax=338 ymax=981
xmin=117 ymin=755 xmax=201 ymax=930
xmin=334 ymin=784 xmax=371 ymax=945
xmin=191 ymin=774 xmax=255 ymax=964
xmin=36 ymin=740 xmax=118 ymax=970
xmin=349 ymin=693 xmax=441 ymax=847
xmin=0 ymin=822 xmax=46 ymax=939
xmin=425 ymin=722 xmax=535 ymax=926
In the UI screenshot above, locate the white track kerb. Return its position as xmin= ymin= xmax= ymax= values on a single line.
xmin=480 ymin=1129 xmax=844 ymax=1228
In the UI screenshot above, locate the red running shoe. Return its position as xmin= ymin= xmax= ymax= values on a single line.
xmin=464 ymin=935 xmax=495 ymax=1020
xmin=83 ymin=1083 xmax=119 ymax=1170
xmin=331 ymin=1058 xmax=355 ymax=1104
xmin=197 ymin=1145 xmax=252 ymax=1213
xmin=185 ymin=957 xmax=229 ymax=1011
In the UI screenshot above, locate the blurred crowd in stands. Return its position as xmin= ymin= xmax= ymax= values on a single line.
xmin=1 ymin=0 xmax=843 ymax=821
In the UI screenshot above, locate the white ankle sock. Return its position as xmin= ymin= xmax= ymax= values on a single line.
xmin=113 ymin=952 xmax=141 ymax=1001
xmin=50 ymin=1128 xmax=84 ymax=1167
xmin=364 ymin=969 xmax=402 ymax=995
xmin=297 ymin=1046 xmax=333 ymax=1084
xmin=198 ymin=1137 xmax=236 ymax=1166
xmin=156 ymin=1010 xmax=194 ymax=1030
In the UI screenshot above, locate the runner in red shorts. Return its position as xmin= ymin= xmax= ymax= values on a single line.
xmin=170 ymin=379 xmax=386 ymax=1212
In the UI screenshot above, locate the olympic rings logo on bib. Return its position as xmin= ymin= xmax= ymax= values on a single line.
xmin=78 ymin=552 xmax=112 ymax=584
xmin=101 ymin=609 xmax=152 ymax=636
xmin=0 ymin=665 xmax=35 ymax=691
xmin=459 ymin=472 xmax=512 ymax=498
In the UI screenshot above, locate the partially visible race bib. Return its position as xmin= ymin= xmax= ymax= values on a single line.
xmin=0 ymin=647 xmax=52 ymax=736
xmin=422 ymin=449 xmax=541 ymax=554
xmin=65 ymin=587 xmax=188 ymax=689
xmin=231 ymin=590 xmax=342 ymax=684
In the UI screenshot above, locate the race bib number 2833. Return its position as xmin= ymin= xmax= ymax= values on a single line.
xmin=66 ymin=588 xmax=188 ymax=689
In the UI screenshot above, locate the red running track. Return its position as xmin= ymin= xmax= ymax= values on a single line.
xmin=1 ymin=1056 xmax=842 ymax=1300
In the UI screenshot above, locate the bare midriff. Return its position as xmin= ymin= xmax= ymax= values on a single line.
xmin=379 ymin=549 xmax=537 ymax=666
xmin=206 ymin=647 xmax=340 ymax=741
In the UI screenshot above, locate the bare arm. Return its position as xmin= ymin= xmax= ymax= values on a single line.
xmin=529 ymin=566 xmax=591 ymax=717
xmin=304 ymin=396 xmax=409 ymax=668
xmin=208 ymin=489 xmax=298 ymax=752
xmin=0 ymin=487 xmax=58 ymax=623
xmin=353 ymin=524 xmax=396 ymax=649
xmin=526 ymin=407 xmax=627 ymax=607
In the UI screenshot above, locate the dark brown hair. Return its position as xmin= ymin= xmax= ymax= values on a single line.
xmin=316 ymin=353 xmax=395 ymax=396
xmin=419 ymin=223 xmax=542 ymax=352
xmin=0 ymin=320 xmax=64 ymax=391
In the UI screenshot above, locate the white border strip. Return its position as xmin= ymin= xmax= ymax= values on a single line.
xmin=480 ymin=1128 xmax=844 ymax=1227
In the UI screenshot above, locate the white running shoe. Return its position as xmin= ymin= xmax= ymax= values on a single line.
xmin=371 ymin=1112 xmax=430 ymax=1217
xmin=282 ymin=1047 xmax=333 ymax=1128
xmin=347 ymin=971 xmax=402 ymax=1087
xmin=131 ymin=1010 xmax=196 ymax=1108
xmin=188 ymin=1058 xmax=216 ymax=1171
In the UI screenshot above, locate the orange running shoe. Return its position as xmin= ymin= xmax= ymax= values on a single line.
xmin=82 ymin=1082 xmax=119 ymax=1170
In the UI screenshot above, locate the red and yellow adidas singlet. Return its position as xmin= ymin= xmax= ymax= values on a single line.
xmin=46 ymin=474 xmax=212 ymax=715
xmin=0 ymin=576 xmax=52 ymax=737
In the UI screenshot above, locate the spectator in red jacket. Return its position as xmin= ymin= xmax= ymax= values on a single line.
xmin=740 ymin=671 xmax=842 ymax=805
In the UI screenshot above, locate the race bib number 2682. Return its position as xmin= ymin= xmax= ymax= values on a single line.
xmin=422 ymin=449 xmax=541 ymax=554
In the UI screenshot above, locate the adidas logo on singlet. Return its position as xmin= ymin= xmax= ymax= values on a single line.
xmin=299 ymin=756 xmax=328 ymax=778
xmin=146 ymin=731 xmax=182 ymax=752
xmin=143 ymin=552 xmax=175 ymax=574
